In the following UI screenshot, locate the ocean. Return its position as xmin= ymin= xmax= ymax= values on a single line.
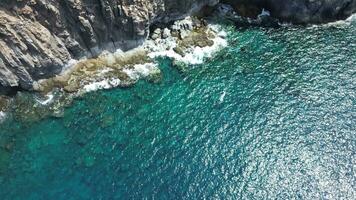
xmin=0 ymin=19 xmax=355 ymax=199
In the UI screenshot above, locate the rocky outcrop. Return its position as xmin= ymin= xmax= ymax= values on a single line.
xmin=0 ymin=0 xmax=355 ymax=93
xmin=0 ymin=0 xmax=219 ymax=92
xmin=223 ymin=0 xmax=356 ymax=23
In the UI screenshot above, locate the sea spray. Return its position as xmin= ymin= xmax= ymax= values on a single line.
xmin=0 ymin=111 xmax=6 ymax=123
xmin=147 ymin=24 xmax=228 ymax=65
xmin=321 ymin=13 xmax=356 ymax=27
xmin=5 ymin=18 xmax=229 ymax=123
xmin=35 ymin=93 xmax=55 ymax=106
xmin=35 ymin=19 xmax=228 ymax=94
xmin=83 ymin=63 xmax=160 ymax=93
xmin=1 ymin=19 xmax=355 ymax=199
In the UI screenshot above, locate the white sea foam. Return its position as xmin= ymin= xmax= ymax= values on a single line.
xmin=98 ymin=68 xmax=113 ymax=75
xmin=83 ymin=78 xmax=122 ymax=92
xmin=317 ymin=13 xmax=356 ymax=27
xmin=56 ymin=22 xmax=228 ymax=94
xmin=35 ymin=93 xmax=55 ymax=105
xmin=148 ymin=25 xmax=228 ymax=65
xmin=123 ymin=63 xmax=159 ymax=80
xmin=347 ymin=13 xmax=356 ymax=22
xmin=0 ymin=111 xmax=6 ymax=123
xmin=123 ymin=68 xmax=139 ymax=80
xmin=258 ymin=8 xmax=271 ymax=18
xmin=83 ymin=63 xmax=159 ymax=93
xmin=219 ymin=91 xmax=226 ymax=103
xmin=339 ymin=13 xmax=356 ymax=25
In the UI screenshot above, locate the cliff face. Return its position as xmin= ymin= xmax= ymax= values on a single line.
xmin=224 ymin=0 xmax=356 ymax=23
xmin=0 ymin=0 xmax=355 ymax=92
xmin=0 ymin=0 xmax=218 ymax=91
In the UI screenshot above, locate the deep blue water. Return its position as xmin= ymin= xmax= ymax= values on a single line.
xmin=0 ymin=22 xmax=355 ymax=199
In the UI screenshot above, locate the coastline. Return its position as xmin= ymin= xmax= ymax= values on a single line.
xmin=0 ymin=1 xmax=355 ymax=198
xmin=0 ymin=9 xmax=355 ymax=124
xmin=33 ymin=17 xmax=228 ymax=95
xmin=0 ymin=17 xmax=229 ymax=123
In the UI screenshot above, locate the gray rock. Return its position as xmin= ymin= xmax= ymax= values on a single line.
xmin=265 ymin=0 xmax=356 ymax=24
xmin=173 ymin=47 xmax=186 ymax=57
xmin=0 ymin=0 xmax=220 ymax=92
xmin=0 ymin=0 xmax=355 ymax=93
xmin=223 ymin=0 xmax=356 ymax=24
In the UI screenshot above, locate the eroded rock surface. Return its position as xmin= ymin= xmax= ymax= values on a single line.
xmin=0 ymin=0 xmax=219 ymax=91
xmin=0 ymin=0 xmax=355 ymax=92
xmin=223 ymin=0 xmax=356 ymax=23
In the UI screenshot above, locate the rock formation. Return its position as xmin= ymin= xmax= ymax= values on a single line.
xmin=0 ymin=0 xmax=218 ymax=92
xmin=0 ymin=0 xmax=355 ymax=93
xmin=223 ymin=0 xmax=356 ymax=24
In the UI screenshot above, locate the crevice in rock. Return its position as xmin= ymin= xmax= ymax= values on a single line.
xmin=0 ymin=86 xmax=23 ymax=97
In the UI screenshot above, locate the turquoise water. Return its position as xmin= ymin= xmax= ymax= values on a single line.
xmin=0 ymin=23 xmax=355 ymax=199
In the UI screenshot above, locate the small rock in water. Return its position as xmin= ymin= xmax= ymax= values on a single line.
xmin=173 ymin=47 xmax=186 ymax=57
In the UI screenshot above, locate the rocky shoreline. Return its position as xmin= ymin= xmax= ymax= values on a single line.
xmin=0 ymin=0 xmax=220 ymax=93
xmin=33 ymin=16 xmax=227 ymax=94
xmin=0 ymin=0 xmax=355 ymax=94
xmin=0 ymin=0 xmax=355 ymax=123
xmin=0 ymin=16 xmax=228 ymax=123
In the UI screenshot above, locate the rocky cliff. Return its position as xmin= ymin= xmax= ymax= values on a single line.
xmin=0 ymin=0 xmax=218 ymax=92
xmin=0 ymin=0 xmax=355 ymax=93
xmin=223 ymin=0 xmax=356 ymax=23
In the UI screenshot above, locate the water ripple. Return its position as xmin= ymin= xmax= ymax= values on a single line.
xmin=0 ymin=23 xmax=355 ymax=199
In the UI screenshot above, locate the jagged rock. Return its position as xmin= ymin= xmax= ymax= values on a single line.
xmin=0 ymin=0 xmax=220 ymax=92
xmin=222 ymin=0 xmax=356 ymax=24
xmin=0 ymin=0 xmax=355 ymax=93
xmin=173 ymin=47 xmax=186 ymax=57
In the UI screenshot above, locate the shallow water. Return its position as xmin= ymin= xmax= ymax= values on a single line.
xmin=0 ymin=22 xmax=355 ymax=199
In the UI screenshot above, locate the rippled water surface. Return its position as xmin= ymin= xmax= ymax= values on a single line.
xmin=0 ymin=22 xmax=355 ymax=199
